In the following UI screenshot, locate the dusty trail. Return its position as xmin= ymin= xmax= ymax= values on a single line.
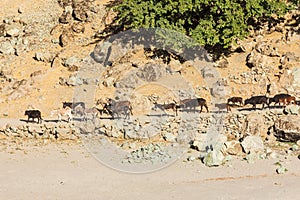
xmin=0 ymin=143 xmax=299 ymax=200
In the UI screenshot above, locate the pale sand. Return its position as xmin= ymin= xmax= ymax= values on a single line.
xmin=0 ymin=143 xmax=299 ymax=200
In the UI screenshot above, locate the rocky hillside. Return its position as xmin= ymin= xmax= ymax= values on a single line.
xmin=0 ymin=1 xmax=299 ymax=118
xmin=0 ymin=0 xmax=300 ymax=169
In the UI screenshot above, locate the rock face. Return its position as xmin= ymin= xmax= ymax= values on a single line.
xmin=274 ymin=116 xmax=300 ymax=142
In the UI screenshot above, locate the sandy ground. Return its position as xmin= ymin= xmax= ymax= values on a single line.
xmin=0 ymin=142 xmax=299 ymax=200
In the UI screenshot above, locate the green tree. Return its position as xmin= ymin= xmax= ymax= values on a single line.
xmin=110 ymin=0 xmax=294 ymax=51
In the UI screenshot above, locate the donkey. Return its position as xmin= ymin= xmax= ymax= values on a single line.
xmin=50 ymin=107 xmax=73 ymax=122
xmin=105 ymin=98 xmax=133 ymax=119
xmin=24 ymin=110 xmax=42 ymax=124
xmin=177 ymin=98 xmax=209 ymax=113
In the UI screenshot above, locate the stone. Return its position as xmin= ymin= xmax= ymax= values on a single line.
xmin=255 ymin=42 xmax=280 ymax=57
xmin=114 ymin=72 xmax=141 ymax=89
xmin=18 ymin=7 xmax=24 ymax=14
xmin=136 ymin=63 xmax=166 ymax=82
xmin=71 ymin=22 xmax=85 ymax=33
xmin=102 ymin=77 xmax=115 ymax=87
xmin=244 ymin=151 xmax=262 ymax=163
xmin=284 ymin=104 xmax=299 ymax=115
xmin=276 ymin=166 xmax=288 ymax=174
xmin=0 ymin=41 xmax=15 ymax=55
xmin=94 ymin=40 xmax=132 ymax=66
xmin=111 ymin=130 xmax=123 ymax=138
xmin=124 ymin=129 xmax=138 ymax=139
xmin=64 ymin=56 xmax=79 ymax=67
xmin=34 ymin=52 xmax=54 ymax=63
xmin=214 ymin=57 xmax=229 ymax=68
xmin=225 ymin=141 xmax=243 ymax=155
xmin=59 ymin=30 xmax=73 ymax=47
xmin=201 ymin=67 xmax=217 ymax=78
xmin=64 ymin=5 xmax=73 ymax=13
xmin=241 ymin=136 xmax=264 ymax=154
xmin=0 ymin=24 xmax=5 ymax=37
xmin=203 ymin=149 xmax=225 ymax=167
xmin=167 ymin=59 xmax=182 ymax=73
xmin=242 ymin=112 xmax=267 ymax=138
xmin=59 ymin=11 xmax=73 ymax=24
xmin=292 ymin=67 xmax=300 ymax=87
xmin=187 ymin=155 xmax=196 ymax=161
xmin=291 ymin=144 xmax=299 ymax=151
xmin=246 ymin=50 xmax=266 ymax=68
xmin=73 ymin=8 xmax=88 ymax=22
xmin=210 ymin=80 xmax=230 ymax=98
xmin=191 ymin=140 xmax=205 ymax=151
xmin=66 ymin=75 xmax=83 ymax=86
xmin=5 ymin=25 xmax=21 ymax=37
xmin=163 ymin=132 xmax=177 ymax=142
xmin=274 ymin=115 xmax=300 ymax=142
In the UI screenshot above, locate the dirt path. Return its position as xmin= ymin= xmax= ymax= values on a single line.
xmin=0 ymin=143 xmax=299 ymax=200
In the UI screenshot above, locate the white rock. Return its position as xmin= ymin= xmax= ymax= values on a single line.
xmin=241 ymin=135 xmax=264 ymax=154
xmin=6 ymin=26 xmax=21 ymax=37
xmin=64 ymin=56 xmax=79 ymax=67
xmin=276 ymin=166 xmax=288 ymax=174
xmin=292 ymin=67 xmax=300 ymax=87
xmin=163 ymin=132 xmax=177 ymax=142
xmin=284 ymin=104 xmax=299 ymax=115
xmin=18 ymin=7 xmax=24 ymax=13
xmin=203 ymin=149 xmax=225 ymax=167
xmin=64 ymin=5 xmax=73 ymax=13
xmin=0 ymin=41 xmax=15 ymax=55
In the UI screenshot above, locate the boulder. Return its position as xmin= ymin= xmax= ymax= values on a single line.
xmin=214 ymin=57 xmax=229 ymax=68
xmin=163 ymin=132 xmax=177 ymax=142
xmin=64 ymin=56 xmax=79 ymax=67
xmin=292 ymin=67 xmax=300 ymax=87
xmin=59 ymin=11 xmax=72 ymax=24
xmin=255 ymin=42 xmax=280 ymax=57
xmin=71 ymin=22 xmax=85 ymax=33
xmin=241 ymin=135 xmax=264 ymax=154
xmin=0 ymin=24 xmax=5 ymax=37
xmin=274 ymin=115 xmax=300 ymax=142
xmin=93 ymin=40 xmax=131 ymax=66
xmin=114 ymin=72 xmax=141 ymax=88
xmin=34 ymin=52 xmax=54 ymax=63
xmin=6 ymin=26 xmax=21 ymax=37
xmin=66 ymin=75 xmax=83 ymax=86
xmin=136 ymin=63 xmax=166 ymax=82
xmin=203 ymin=149 xmax=225 ymax=167
xmin=242 ymin=112 xmax=267 ymax=138
xmin=284 ymin=104 xmax=300 ymax=115
xmin=225 ymin=140 xmax=243 ymax=155
xmin=201 ymin=67 xmax=217 ymax=78
xmin=0 ymin=41 xmax=15 ymax=55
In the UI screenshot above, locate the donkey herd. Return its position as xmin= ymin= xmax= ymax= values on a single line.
xmin=24 ymin=93 xmax=298 ymax=124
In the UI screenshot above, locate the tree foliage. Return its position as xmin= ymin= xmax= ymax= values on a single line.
xmin=111 ymin=0 xmax=294 ymax=50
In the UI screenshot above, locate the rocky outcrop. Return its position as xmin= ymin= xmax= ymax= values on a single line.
xmin=274 ymin=115 xmax=300 ymax=142
xmin=0 ymin=123 xmax=80 ymax=141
